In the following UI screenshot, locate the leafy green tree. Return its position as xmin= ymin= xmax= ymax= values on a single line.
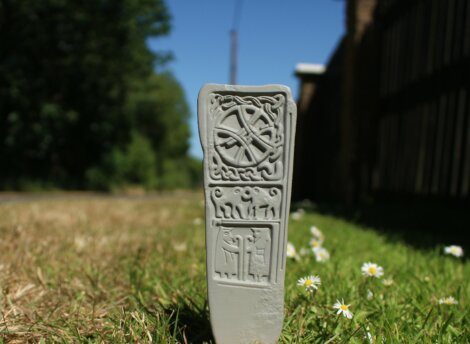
xmin=0 ymin=0 xmax=173 ymax=188
xmin=86 ymin=132 xmax=157 ymax=190
xmin=126 ymin=72 xmax=191 ymax=185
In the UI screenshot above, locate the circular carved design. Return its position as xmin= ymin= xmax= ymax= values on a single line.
xmin=214 ymin=104 xmax=277 ymax=167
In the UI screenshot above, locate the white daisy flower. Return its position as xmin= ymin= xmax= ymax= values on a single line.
xmin=365 ymin=327 xmax=374 ymax=343
xmin=444 ymin=245 xmax=464 ymax=258
xmin=333 ymin=299 xmax=353 ymax=319
xmin=297 ymin=275 xmax=321 ymax=292
xmin=291 ymin=209 xmax=304 ymax=220
xmin=367 ymin=289 xmax=374 ymax=300
xmin=286 ymin=242 xmax=298 ymax=259
xmin=314 ymin=247 xmax=330 ymax=262
xmin=438 ymin=296 xmax=458 ymax=305
xmin=292 ymin=208 xmax=305 ymax=220
xmin=309 ymin=238 xmax=323 ymax=250
xmin=310 ymin=226 xmax=324 ymax=240
xmin=382 ymin=278 xmax=394 ymax=286
xmin=173 ymin=241 xmax=187 ymax=252
xmin=361 ymin=262 xmax=384 ymax=278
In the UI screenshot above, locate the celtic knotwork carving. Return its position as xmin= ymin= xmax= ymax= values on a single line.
xmin=209 ymin=93 xmax=284 ymax=181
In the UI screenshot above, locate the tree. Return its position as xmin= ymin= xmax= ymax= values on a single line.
xmin=86 ymin=71 xmax=199 ymax=191
xmin=86 ymin=131 xmax=158 ymax=190
xmin=0 ymin=0 xmax=177 ymax=189
xmin=127 ymin=72 xmax=191 ymax=179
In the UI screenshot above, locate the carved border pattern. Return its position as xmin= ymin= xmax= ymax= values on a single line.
xmin=208 ymin=93 xmax=285 ymax=181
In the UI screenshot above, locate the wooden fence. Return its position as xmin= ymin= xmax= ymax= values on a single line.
xmin=374 ymin=0 xmax=470 ymax=199
xmin=293 ymin=0 xmax=469 ymax=202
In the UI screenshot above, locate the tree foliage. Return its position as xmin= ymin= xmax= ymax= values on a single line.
xmin=0 ymin=0 xmax=200 ymax=190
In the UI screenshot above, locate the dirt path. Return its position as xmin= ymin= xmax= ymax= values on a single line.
xmin=0 ymin=191 xmax=172 ymax=203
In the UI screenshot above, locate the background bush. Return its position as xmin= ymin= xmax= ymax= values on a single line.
xmin=86 ymin=132 xmax=157 ymax=191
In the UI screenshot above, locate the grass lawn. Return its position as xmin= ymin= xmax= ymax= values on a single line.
xmin=0 ymin=192 xmax=467 ymax=343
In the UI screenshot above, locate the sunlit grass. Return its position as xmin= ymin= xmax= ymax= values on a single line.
xmin=283 ymin=211 xmax=468 ymax=343
xmin=0 ymin=192 xmax=467 ymax=343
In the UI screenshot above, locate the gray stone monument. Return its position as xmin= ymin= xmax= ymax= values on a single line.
xmin=198 ymin=84 xmax=297 ymax=344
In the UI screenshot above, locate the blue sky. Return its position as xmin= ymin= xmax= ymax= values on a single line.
xmin=149 ymin=0 xmax=345 ymax=158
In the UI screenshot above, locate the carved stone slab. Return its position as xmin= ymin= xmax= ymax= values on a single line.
xmin=198 ymin=84 xmax=297 ymax=343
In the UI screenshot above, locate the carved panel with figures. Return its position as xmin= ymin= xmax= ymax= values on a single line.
xmin=199 ymin=84 xmax=296 ymax=344
xmin=211 ymin=186 xmax=282 ymax=220
xmin=213 ymin=225 xmax=275 ymax=284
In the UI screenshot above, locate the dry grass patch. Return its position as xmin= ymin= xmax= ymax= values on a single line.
xmin=0 ymin=192 xmax=206 ymax=342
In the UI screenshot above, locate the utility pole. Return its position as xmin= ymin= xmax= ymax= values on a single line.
xmin=229 ymin=0 xmax=243 ymax=85
xmin=229 ymin=30 xmax=238 ymax=85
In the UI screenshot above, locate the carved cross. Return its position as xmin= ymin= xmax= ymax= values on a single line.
xmin=199 ymin=84 xmax=297 ymax=343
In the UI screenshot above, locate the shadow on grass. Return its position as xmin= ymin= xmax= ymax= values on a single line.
xmin=151 ymin=296 xmax=215 ymax=344
xmin=134 ymin=293 xmax=213 ymax=342
xmin=163 ymin=297 xmax=214 ymax=343
xmin=128 ymin=250 xmax=213 ymax=343
xmin=295 ymin=199 xmax=470 ymax=251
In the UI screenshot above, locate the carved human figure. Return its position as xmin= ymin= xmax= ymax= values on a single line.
xmin=248 ymin=187 xmax=281 ymax=220
xmin=246 ymin=228 xmax=271 ymax=282
xmin=211 ymin=187 xmax=250 ymax=219
xmin=215 ymin=228 xmax=240 ymax=279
